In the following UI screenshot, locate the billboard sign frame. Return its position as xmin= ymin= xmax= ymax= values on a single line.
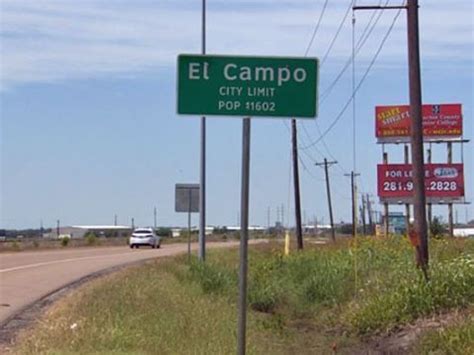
xmin=375 ymin=104 xmax=462 ymax=143
xmin=377 ymin=163 xmax=465 ymax=204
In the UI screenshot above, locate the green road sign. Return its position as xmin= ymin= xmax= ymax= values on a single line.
xmin=177 ymin=54 xmax=318 ymax=118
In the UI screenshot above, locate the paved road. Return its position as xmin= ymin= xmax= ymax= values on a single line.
xmin=0 ymin=241 xmax=242 ymax=325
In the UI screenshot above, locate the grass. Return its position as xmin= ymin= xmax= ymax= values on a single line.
xmin=415 ymin=312 xmax=474 ymax=354
xmin=14 ymin=236 xmax=474 ymax=354
xmin=16 ymin=261 xmax=266 ymax=354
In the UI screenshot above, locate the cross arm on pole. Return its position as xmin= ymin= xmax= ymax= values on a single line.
xmin=353 ymin=5 xmax=407 ymax=11
xmin=315 ymin=160 xmax=337 ymax=167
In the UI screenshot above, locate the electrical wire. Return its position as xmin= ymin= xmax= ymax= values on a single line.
xmin=304 ymin=0 xmax=330 ymax=56
xmin=320 ymin=0 xmax=390 ymax=103
xmin=300 ymin=6 xmax=404 ymax=151
xmin=320 ymin=0 xmax=353 ymax=67
xmin=302 ymin=0 xmax=386 ymax=175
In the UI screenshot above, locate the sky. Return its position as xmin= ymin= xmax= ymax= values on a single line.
xmin=1 ymin=0 xmax=473 ymax=229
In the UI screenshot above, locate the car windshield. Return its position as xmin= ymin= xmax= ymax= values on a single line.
xmin=134 ymin=230 xmax=152 ymax=234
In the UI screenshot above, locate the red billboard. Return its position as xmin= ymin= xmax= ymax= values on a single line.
xmin=375 ymin=104 xmax=462 ymax=142
xmin=377 ymin=163 xmax=465 ymax=204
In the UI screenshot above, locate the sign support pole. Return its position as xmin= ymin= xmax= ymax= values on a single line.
xmin=237 ymin=118 xmax=251 ymax=355
xmin=447 ymin=142 xmax=454 ymax=237
xmin=199 ymin=0 xmax=207 ymax=262
xmin=404 ymin=144 xmax=411 ymax=234
xmin=188 ymin=189 xmax=192 ymax=258
xmin=426 ymin=147 xmax=432 ymax=235
xmin=383 ymin=152 xmax=389 ymax=237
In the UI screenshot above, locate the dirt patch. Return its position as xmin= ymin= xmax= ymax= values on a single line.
xmin=351 ymin=309 xmax=472 ymax=354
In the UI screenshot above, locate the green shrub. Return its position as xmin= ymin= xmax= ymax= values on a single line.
xmin=248 ymin=258 xmax=283 ymax=313
xmin=11 ymin=240 xmax=21 ymax=251
xmin=85 ymin=232 xmax=97 ymax=246
xmin=187 ymin=259 xmax=235 ymax=295
xmin=430 ymin=216 xmax=447 ymax=237
xmin=61 ymin=237 xmax=70 ymax=247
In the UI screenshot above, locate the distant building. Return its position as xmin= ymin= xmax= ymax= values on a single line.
xmin=46 ymin=225 xmax=132 ymax=239
xmin=302 ymin=224 xmax=331 ymax=234
xmin=224 ymin=226 xmax=265 ymax=232
xmin=453 ymin=228 xmax=474 ymax=238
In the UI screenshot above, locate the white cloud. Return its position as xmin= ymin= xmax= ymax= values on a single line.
xmin=0 ymin=0 xmax=472 ymax=89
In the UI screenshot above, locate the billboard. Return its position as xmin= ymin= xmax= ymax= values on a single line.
xmin=375 ymin=104 xmax=462 ymax=143
xmin=377 ymin=163 xmax=465 ymax=204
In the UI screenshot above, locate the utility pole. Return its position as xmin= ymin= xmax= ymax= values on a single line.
xmin=315 ymin=159 xmax=337 ymax=242
xmin=131 ymin=217 xmax=135 ymax=230
xmin=281 ymin=204 xmax=285 ymax=227
xmin=366 ymin=194 xmax=374 ymax=234
xmin=447 ymin=142 xmax=454 ymax=237
xmin=361 ymin=197 xmax=367 ymax=235
xmin=354 ymin=0 xmax=429 ymax=270
xmin=291 ymin=120 xmax=303 ymax=250
xmin=404 ymin=144 xmax=411 ymax=234
xmin=114 ymin=214 xmax=117 ymax=226
xmin=345 ymin=171 xmax=360 ymax=237
xmin=56 ymin=219 xmax=60 ymax=238
xmin=154 ymin=207 xmax=157 ymax=230
xmin=267 ymin=206 xmax=270 ymax=229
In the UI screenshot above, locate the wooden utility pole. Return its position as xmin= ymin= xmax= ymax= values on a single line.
xmin=315 ymin=159 xmax=337 ymax=242
xmin=353 ymin=0 xmax=429 ymax=271
xmin=361 ymin=197 xmax=367 ymax=235
xmin=345 ymin=171 xmax=360 ymax=237
xmin=366 ymin=194 xmax=374 ymax=234
xmin=447 ymin=142 xmax=454 ymax=237
xmin=291 ymin=119 xmax=304 ymax=250
xmin=407 ymin=0 xmax=429 ymax=267
xmin=267 ymin=206 xmax=271 ymax=229
xmin=404 ymin=144 xmax=411 ymax=234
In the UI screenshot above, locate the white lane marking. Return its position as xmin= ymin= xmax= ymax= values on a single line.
xmin=0 ymin=249 xmax=176 ymax=273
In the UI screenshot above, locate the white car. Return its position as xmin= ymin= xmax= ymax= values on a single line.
xmin=129 ymin=228 xmax=161 ymax=249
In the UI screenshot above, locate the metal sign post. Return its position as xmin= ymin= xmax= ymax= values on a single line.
xmin=175 ymin=184 xmax=200 ymax=258
xmin=237 ymin=118 xmax=251 ymax=355
xmin=177 ymin=53 xmax=318 ymax=355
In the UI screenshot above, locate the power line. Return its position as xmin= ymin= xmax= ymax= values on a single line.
xmin=300 ymin=6 xmax=404 ymax=151
xmin=320 ymin=0 xmax=390 ymax=102
xmin=321 ymin=0 xmax=353 ymax=67
xmin=303 ymin=0 xmax=388 ymax=174
xmin=304 ymin=0 xmax=330 ymax=56
xmin=300 ymin=0 xmax=350 ymax=174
